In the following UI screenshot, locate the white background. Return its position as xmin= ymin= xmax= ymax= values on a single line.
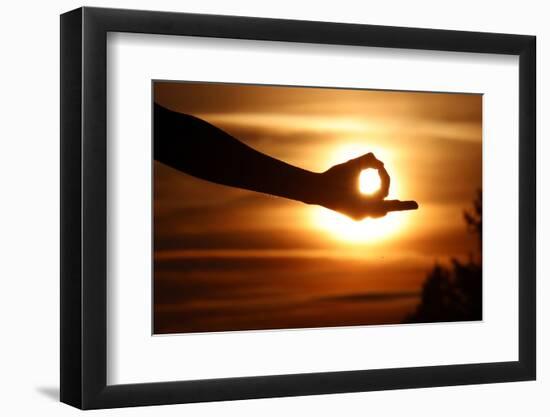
xmin=108 ymin=34 xmax=519 ymax=384
xmin=0 ymin=0 xmax=546 ymax=416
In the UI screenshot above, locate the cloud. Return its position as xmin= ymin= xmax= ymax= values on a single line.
xmin=155 ymin=81 xmax=481 ymax=125
xmin=317 ymin=291 xmax=420 ymax=303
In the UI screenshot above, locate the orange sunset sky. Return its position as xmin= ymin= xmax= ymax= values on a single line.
xmin=153 ymin=81 xmax=482 ymax=334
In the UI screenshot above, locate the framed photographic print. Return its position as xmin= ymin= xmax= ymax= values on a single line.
xmin=60 ymin=6 xmax=536 ymax=409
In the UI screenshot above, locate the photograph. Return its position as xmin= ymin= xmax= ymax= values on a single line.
xmin=153 ymin=81 xmax=483 ymax=334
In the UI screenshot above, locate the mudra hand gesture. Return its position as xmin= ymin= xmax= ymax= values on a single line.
xmin=318 ymin=152 xmax=416 ymax=220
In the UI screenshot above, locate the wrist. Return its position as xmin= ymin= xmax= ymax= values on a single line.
xmin=301 ymin=171 xmax=323 ymax=206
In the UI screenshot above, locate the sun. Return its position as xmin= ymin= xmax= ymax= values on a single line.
xmin=311 ymin=144 xmax=409 ymax=244
xmin=358 ymin=168 xmax=381 ymax=195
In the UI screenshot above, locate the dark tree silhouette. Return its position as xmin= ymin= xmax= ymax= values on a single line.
xmin=405 ymin=190 xmax=482 ymax=323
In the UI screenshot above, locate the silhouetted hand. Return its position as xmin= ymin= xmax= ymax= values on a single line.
xmin=317 ymin=153 xmax=415 ymax=220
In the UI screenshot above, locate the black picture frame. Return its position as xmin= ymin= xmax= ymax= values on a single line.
xmin=60 ymin=6 xmax=536 ymax=410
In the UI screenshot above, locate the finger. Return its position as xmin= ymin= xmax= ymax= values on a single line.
xmin=357 ymin=152 xmax=384 ymax=169
xmin=345 ymin=199 xmax=418 ymax=220
xmin=348 ymin=152 xmax=384 ymax=170
xmin=354 ymin=200 xmax=417 ymax=220
xmin=374 ymin=165 xmax=391 ymax=199
xmin=376 ymin=200 xmax=419 ymax=212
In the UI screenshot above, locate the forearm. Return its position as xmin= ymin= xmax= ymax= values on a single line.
xmin=154 ymin=103 xmax=321 ymax=204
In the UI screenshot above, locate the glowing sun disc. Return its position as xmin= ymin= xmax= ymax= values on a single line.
xmin=313 ymin=144 xmax=410 ymax=243
xmin=359 ymin=169 xmax=381 ymax=195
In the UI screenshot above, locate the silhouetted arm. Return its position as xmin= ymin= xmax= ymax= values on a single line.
xmin=154 ymin=103 xmax=321 ymax=205
xmin=154 ymin=103 xmax=417 ymax=219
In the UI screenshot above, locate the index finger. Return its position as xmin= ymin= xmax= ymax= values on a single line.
xmin=374 ymin=165 xmax=391 ymax=200
xmin=354 ymin=152 xmax=384 ymax=170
